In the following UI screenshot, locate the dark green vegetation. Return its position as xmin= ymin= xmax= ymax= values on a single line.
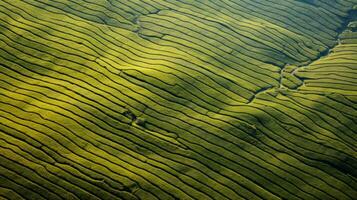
xmin=0 ymin=0 xmax=357 ymax=199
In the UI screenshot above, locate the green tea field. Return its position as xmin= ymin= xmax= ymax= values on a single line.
xmin=0 ymin=0 xmax=356 ymax=199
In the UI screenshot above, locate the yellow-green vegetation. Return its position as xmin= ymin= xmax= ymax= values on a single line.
xmin=0 ymin=0 xmax=356 ymax=199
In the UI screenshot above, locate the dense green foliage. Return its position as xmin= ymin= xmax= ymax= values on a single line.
xmin=0 ymin=0 xmax=356 ymax=199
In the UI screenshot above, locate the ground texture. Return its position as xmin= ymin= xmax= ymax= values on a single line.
xmin=0 ymin=0 xmax=357 ymax=199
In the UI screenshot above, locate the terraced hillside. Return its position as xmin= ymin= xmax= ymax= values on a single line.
xmin=0 ymin=0 xmax=357 ymax=199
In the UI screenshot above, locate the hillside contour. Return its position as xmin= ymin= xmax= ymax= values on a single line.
xmin=0 ymin=0 xmax=356 ymax=199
